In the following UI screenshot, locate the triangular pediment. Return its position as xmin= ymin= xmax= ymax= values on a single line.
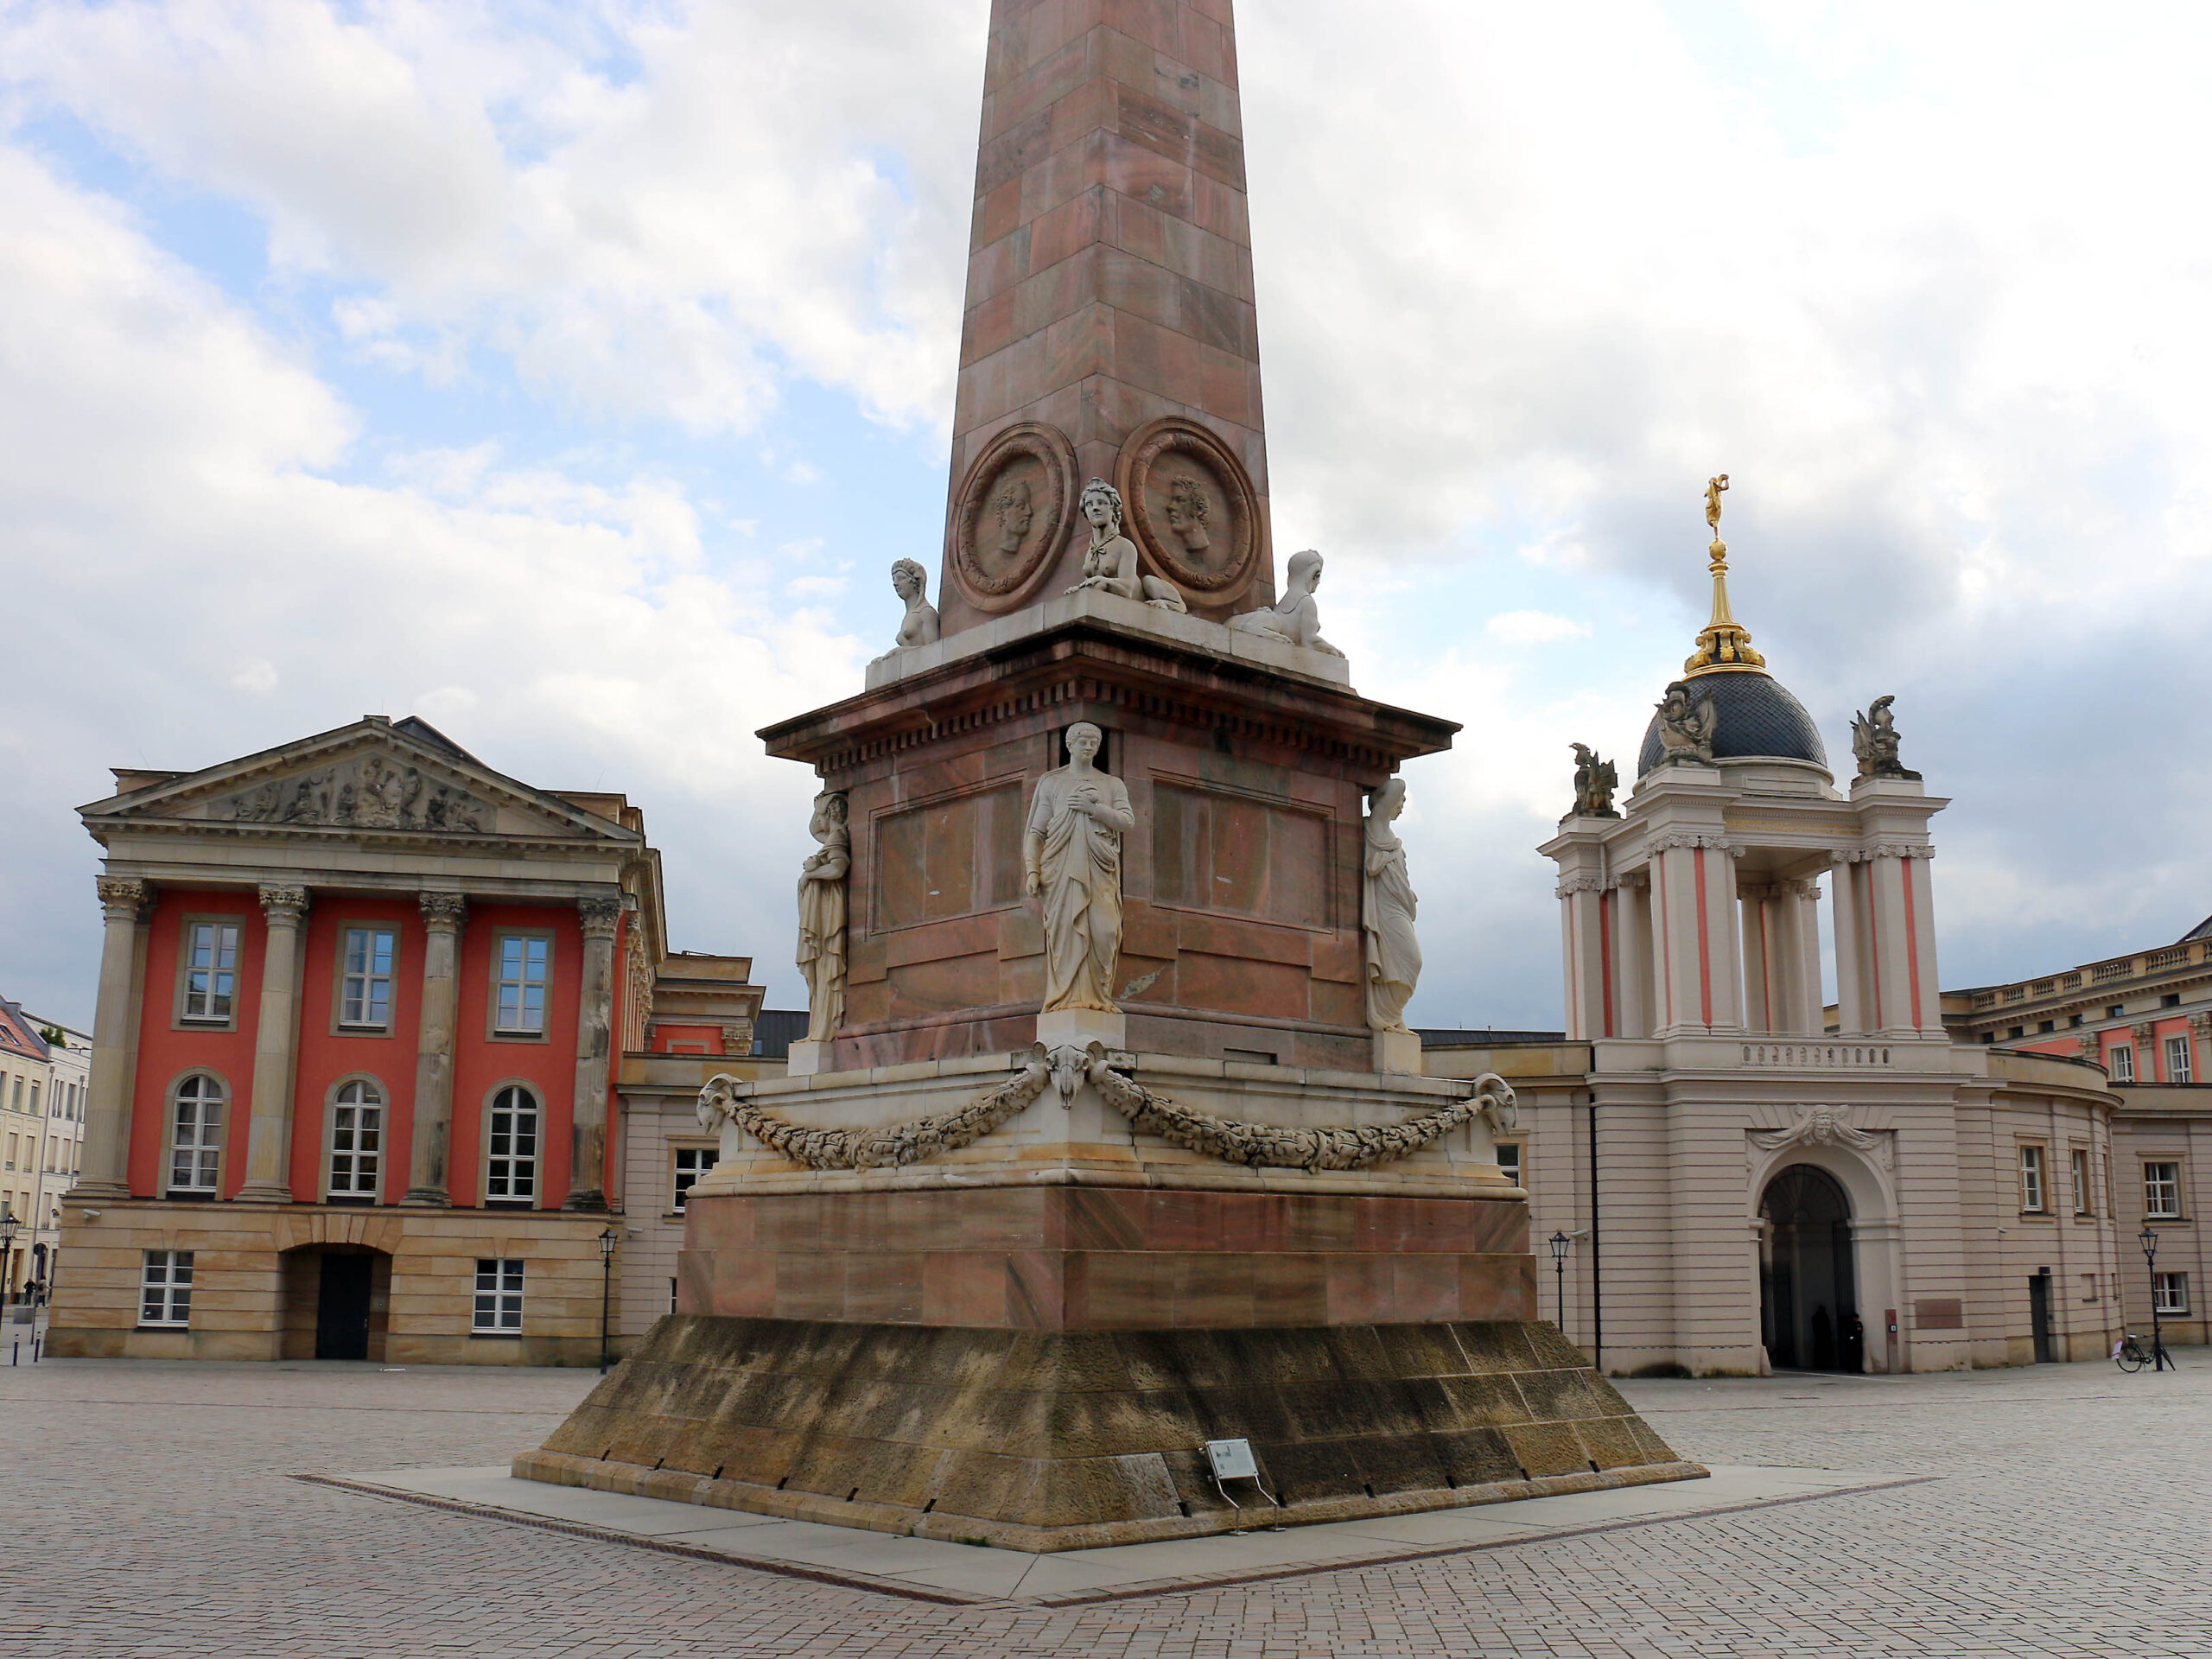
xmin=81 ymin=717 xmax=637 ymax=845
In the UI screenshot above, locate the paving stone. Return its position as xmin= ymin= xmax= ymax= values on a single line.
xmin=1 ymin=1355 xmax=2208 ymax=1656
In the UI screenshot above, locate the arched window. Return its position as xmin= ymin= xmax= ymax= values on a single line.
xmin=168 ymin=1075 xmax=226 ymax=1196
xmin=328 ymin=1078 xmax=385 ymax=1200
xmin=485 ymin=1086 xmax=540 ymax=1207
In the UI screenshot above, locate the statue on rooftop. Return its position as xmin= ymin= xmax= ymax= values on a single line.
xmin=1850 ymin=695 xmax=1922 ymax=781
xmin=1570 ymin=743 xmax=1619 ymax=817
xmin=1653 ymin=680 xmax=1718 ymax=766
xmin=1067 ymin=479 xmax=1188 ymax=612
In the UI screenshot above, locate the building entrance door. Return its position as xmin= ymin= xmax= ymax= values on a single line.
xmin=2029 ymin=1271 xmax=2055 ymax=1363
xmin=315 ymin=1253 xmax=374 ymax=1361
xmin=1759 ymin=1164 xmax=1860 ymax=1371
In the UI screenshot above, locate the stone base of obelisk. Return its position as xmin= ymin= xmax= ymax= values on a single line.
xmin=514 ymin=1052 xmax=1701 ymax=1549
xmin=514 ymin=1313 xmax=1701 ymax=1552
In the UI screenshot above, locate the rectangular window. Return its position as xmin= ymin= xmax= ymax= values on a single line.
xmin=2080 ymin=1273 xmax=2099 ymax=1304
xmin=27 ymin=1083 xmax=37 ymax=1114
xmin=493 ymin=935 xmax=550 ymax=1034
xmin=2165 ymin=1036 xmax=2193 ymax=1084
xmin=2110 ymin=1044 xmax=2136 ymax=1083
xmin=1495 ymin=1141 xmax=1523 ymax=1185
xmin=2070 ymin=1147 xmax=2092 ymax=1215
xmin=2145 ymin=1162 xmax=2183 ymax=1219
xmin=340 ymin=928 xmax=397 ymax=1029
xmin=473 ymin=1258 xmax=524 ymax=1332
xmin=140 ymin=1249 xmax=194 ymax=1326
xmin=4 ymin=1133 xmax=15 ymax=1169
xmin=181 ymin=920 xmax=242 ymax=1022
xmin=2018 ymin=1144 xmax=2045 ymax=1213
xmin=2153 ymin=1272 xmax=2190 ymax=1314
xmin=671 ymin=1146 xmax=718 ymax=1210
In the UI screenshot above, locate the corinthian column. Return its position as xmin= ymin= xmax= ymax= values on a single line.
xmin=403 ymin=892 xmax=467 ymax=1206
xmin=70 ymin=876 xmax=152 ymax=1199
xmin=565 ymin=895 xmax=622 ymax=1211
xmin=237 ymin=885 xmax=309 ymax=1203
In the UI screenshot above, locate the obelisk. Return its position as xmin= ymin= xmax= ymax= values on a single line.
xmin=939 ymin=0 xmax=1272 ymax=631
xmin=517 ymin=0 xmax=1704 ymax=1552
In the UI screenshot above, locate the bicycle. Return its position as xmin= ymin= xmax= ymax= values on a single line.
xmin=2114 ymin=1332 xmax=2173 ymax=1372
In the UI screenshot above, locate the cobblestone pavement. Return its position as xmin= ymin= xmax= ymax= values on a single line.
xmin=2 ymin=1352 xmax=2206 ymax=1658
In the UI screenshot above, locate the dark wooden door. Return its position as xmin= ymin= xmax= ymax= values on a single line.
xmin=315 ymin=1254 xmax=373 ymax=1361
xmin=2029 ymin=1272 xmax=2054 ymax=1363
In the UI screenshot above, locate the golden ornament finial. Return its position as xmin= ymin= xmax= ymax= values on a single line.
xmin=1684 ymin=473 xmax=1765 ymax=675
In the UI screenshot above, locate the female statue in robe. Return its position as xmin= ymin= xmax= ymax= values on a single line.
xmin=796 ymin=791 xmax=849 ymax=1042
xmin=1362 ymin=776 xmax=1421 ymax=1034
xmin=1229 ymin=548 xmax=1344 ymax=657
xmin=1023 ymin=721 xmax=1135 ymax=1013
xmin=1067 ymin=479 xmax=1188 ymax=612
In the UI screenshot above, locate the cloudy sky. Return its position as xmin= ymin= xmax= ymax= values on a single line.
xmin=3 ymin=0 xmax=2209 ymax=1032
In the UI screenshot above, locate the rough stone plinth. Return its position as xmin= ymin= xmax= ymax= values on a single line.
xmin=516 ymin=1313 xmax=1702 ymax=1551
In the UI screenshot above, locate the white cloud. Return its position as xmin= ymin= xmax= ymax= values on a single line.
xmin=0 ymin=140 xmax=858 ymax=1019
xmin=1483 ymin=611 xmax=1591 ymax=647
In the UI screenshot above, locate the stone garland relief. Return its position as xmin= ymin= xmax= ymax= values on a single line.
xmin=697 ymin=1044 xmax=1521 ymax=1175
xmin=219 ymin=753 xmax=489 ymax=831
xmin=796 ymin=790 xmax=850 ymax=1044
xmin=946 ymin=420 xmax=1078 ymax=612
xmin=1361 ymin=778 xmax=1421 ymax=1035
xmin=1116 ymin=416 xmax=1262 ymax=609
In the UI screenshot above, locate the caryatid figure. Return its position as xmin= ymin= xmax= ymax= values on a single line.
xmin=1361 ymin=777 xmax=1421 ymax=1034
xmin=1023 ymin=721 xmax=1135 ymax=1013
xmin=796 ymin=791 xmax=850 ymax=1043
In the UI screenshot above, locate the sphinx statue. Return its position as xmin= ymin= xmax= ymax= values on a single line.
xmin=1229 ymin=548 xmax=1344 ymax=657
xmin=872 ymin=558 xmax=941 ymax=663
xmin=1067 ymin=479 xmax=1188 ymax=612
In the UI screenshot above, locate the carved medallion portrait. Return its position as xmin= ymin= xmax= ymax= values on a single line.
xmin=1115 ymin=417 xmax=1262 ymax=608
xmin=947 ymin=421 xmax=1078 ymax=613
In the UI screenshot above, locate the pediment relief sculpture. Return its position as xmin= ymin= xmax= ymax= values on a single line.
xmin=215 ymin=752 xmax=493 ymax=833
xmin=1749 ymin=1105 xmax=1893 ymax=1172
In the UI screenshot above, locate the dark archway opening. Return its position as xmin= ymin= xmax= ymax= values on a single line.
xmin=1760 ymin=1164 xmax=1861 ymax=1373
xmin=281 ymin=1245 xmax=391 ymax=1362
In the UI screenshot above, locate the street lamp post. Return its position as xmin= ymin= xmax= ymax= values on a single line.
xmin=2139 ymin=1225 xmax=2174 ymax=1372
xmin=1548 ymin=1230 xmax=1571 ymax=1330
xmin=597 ymin=1226 xmax=619 ymax=1375
xmin=0 ymin=1211 xmax=18 ymax=1308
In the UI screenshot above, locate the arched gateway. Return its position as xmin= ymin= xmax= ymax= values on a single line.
xmin=1760 ymin=1164 xmax=1863 ymax=1372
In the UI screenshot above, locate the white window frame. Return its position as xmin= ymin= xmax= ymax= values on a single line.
xmin=491 ymin=932 xmax=552 ymax=1038
xmin=179 ymin=918 xmax=243 ymax=1026
xmin=167 ymin=1074 xmax=227 ymax=1197
xmin=2145 ymin=1161 xmax=2183 ymax=1219
xmin=2018 ymin=1144 xmax=2045 ymax=1213
xmin=473 ymin=1258 xmax=524 ymax=1333
xmin=483 ymin=1084 xmax=540 ymax=1207
xmin=1495 ymin=1141 xmax=1523 ymax=1186
xmin=2070 ymin=1147 xmax=2092 ymax=1216
xmin=2152 ymin=1271 xmax=2190 ymax=1314
xmin=140 ymin=1249 xmax=194 ymax=1326
xmin=2165 ymin=1035 xmax=2193 ymax=1084
xmin=2110 ymin=1043 xmax=2137 ymax=1083
xmin=339 ymin=926 xmax=398 ymax=1031
xmin=327 ymin=1077 xmax=385 ymax=1201
xmin=671 ymin=1144 xmax=719 ymax=1211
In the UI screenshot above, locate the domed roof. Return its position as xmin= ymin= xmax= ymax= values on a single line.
xmin=1635 ymin=474 xmax=1827 ymax=778
xmin=1637 ymin=671 xmax=1827 ymax=776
